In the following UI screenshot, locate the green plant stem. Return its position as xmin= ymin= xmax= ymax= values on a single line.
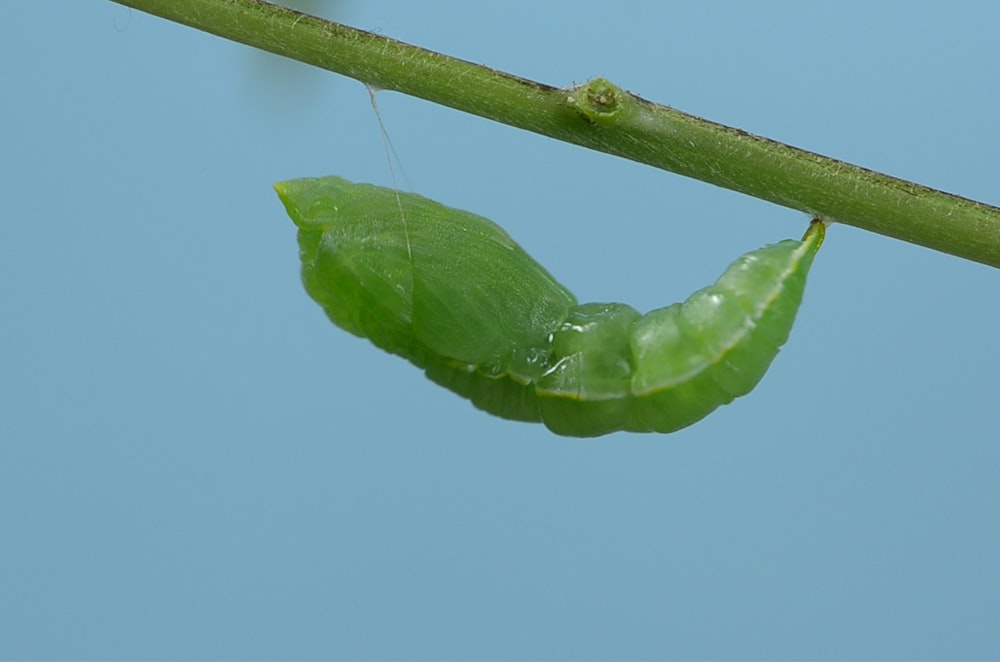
xmin=111 ymin=0 xmax=1000 ymax=269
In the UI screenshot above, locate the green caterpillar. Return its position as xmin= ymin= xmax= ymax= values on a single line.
xmin=275 ymin=176 xmax=824 ymax=437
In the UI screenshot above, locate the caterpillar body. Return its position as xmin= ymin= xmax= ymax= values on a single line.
xmin=276 ymin=176 xmax=824 ymax=437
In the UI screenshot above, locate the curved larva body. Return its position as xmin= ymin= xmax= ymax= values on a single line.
xmin=276 ymin=176 xmax=824 ymax=437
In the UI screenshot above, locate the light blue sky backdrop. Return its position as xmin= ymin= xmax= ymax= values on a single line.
xmin=2 ymin=1 xmax=999 ymax=659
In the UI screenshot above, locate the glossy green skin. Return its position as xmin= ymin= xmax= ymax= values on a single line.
xmin=276 ymin=176 xmax=823 ymax=437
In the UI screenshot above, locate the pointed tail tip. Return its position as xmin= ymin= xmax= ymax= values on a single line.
xmin=802 ymin=217 xmax=827 ymax=251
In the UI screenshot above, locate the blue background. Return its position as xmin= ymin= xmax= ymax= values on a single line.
xmin=3 ymin=1 xmax=999 ymax=659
